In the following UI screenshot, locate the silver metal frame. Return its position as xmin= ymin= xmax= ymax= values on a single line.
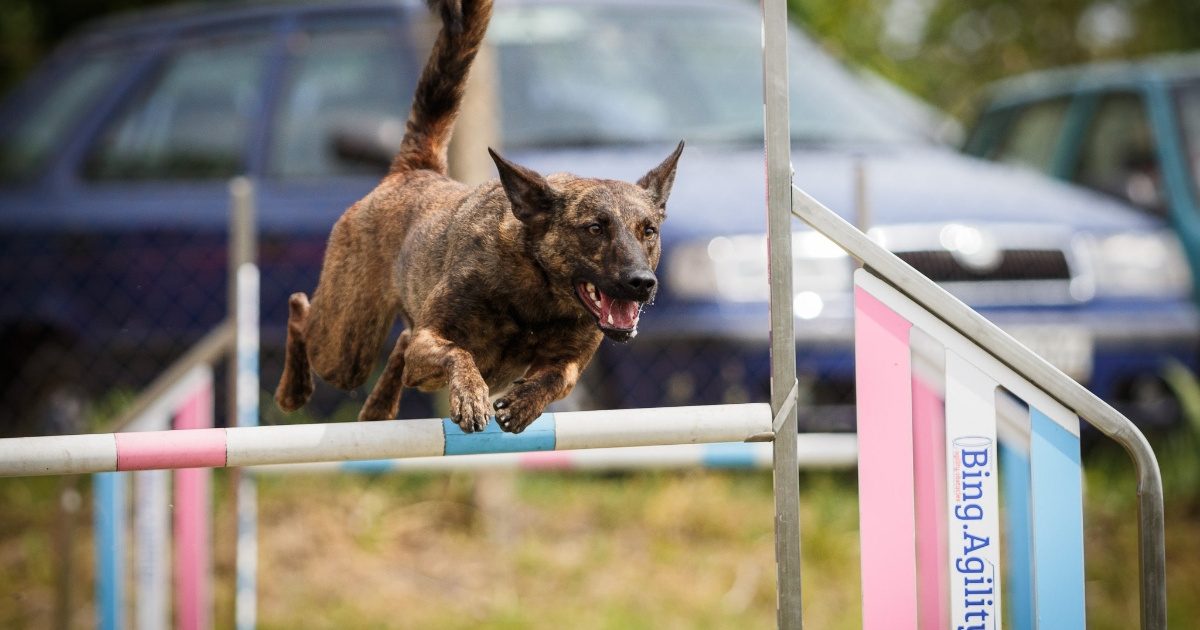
xmin=761 ymin=1 xmax=803 ymax=628
xmin=761 ymin=1 xmax=1165 ymax=626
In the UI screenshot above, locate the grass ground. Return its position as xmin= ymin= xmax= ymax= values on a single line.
xmin=1 ymin=436 xmax=1198 ymax=629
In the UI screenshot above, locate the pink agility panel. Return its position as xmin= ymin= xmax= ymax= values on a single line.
xmin=174 ymin=385 xmax=214 ymax=630
xmin=854 ymin=285 xmax=918 ymax=630
xmin=114 ymin=428 xmax=227 ymax=471
xmin=912 ymin=376 xmax=949 ymax=630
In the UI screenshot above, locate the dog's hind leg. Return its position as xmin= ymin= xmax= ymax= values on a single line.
xmin=275 ymin=293 xmax=315 ymax=412
xmin=358 ymin=329 xmax=412 ymax=421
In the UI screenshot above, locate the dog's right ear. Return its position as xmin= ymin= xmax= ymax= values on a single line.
xmin=489 ymin=148 xmax=559 ymax=223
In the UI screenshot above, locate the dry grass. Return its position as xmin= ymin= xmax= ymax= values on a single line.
xmin=249 ymin=471 xmax=852 ymax=630
xmin=1 ymin=452 xmax=1198 ymax=629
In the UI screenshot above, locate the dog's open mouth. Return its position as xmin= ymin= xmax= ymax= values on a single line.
xmin=576 ymin=282 xmax=642 ymax=340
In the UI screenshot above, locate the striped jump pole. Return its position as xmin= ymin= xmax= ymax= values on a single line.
xmin=247 ymin=434 xmax=857 ymax=475
xmin=0 ymin=404 xmax=774 ymax=478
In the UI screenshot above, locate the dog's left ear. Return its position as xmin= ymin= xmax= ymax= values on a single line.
xmin=637 ymin=140 xmax=685 ymax=211
xmin=489 ymin=148 xmax=559 ymax=223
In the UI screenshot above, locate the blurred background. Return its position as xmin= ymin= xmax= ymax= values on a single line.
xmin=1 ymin=0 xmax=1199 ymax=627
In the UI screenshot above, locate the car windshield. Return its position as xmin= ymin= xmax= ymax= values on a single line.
xmin=490 ymin=5 xmax=915 ymax=148
xmin=0 ymin=52 xmax=126 ymax=182
xmin=1177 ymin=82 xmax=1200 ymax=205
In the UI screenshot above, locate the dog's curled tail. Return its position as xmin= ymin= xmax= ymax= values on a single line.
xmin=391 ymin=0 xmax=494 ymax=175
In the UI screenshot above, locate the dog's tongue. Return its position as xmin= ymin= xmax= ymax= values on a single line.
xmin=600 ymin=292 xmax=640 ymax=329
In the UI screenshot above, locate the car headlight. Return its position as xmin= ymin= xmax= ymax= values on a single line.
xmin=667 ymin=231 xmax=852 ymax=317
xmin=1078 ymin=230 xmax=1192 ymax=299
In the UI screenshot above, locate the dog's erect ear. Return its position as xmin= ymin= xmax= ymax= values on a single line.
xmin=489 ymin=148 xmax=559 ymax=223
xmin=637 ymin=140 xmax=685 ymax=210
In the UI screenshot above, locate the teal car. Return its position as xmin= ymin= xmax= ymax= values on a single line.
xmin=964 ymin=53 xmax=1200 ymax=296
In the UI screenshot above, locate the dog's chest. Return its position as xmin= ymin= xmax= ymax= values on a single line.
xmin=471 ymin=313 xmax=580 ymax=389
xmin=473 ymin=323 xmax=538 ymax=388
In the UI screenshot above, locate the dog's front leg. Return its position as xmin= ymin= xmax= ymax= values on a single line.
xmin=493 ymin=354 xmax=592 ymax=434
xmin=402 ymin=328 xmax=491 ymax=432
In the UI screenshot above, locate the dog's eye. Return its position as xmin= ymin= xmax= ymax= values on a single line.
xmin=643 ymin=226 xmax=658 ymax=238
xmin=586 ymin=223 xmax=603 ymax=236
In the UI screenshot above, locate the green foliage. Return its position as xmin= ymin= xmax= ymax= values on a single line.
xmin=1154 ymin=359 xmax=1200 ymax=501
xmin=790 ymin=0 xmax=1200 ymax=119
xmin=0 ymin=0 xmax=186 ymax=92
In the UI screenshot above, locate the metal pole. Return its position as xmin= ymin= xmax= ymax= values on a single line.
xmin=761 ymin=0 xmax=803 ymax=628
xmin=227 ymin=177 xmax=260 ymax=630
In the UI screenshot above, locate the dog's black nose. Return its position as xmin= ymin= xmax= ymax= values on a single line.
xmin=622 ymin=270 xmax=657 ymax=295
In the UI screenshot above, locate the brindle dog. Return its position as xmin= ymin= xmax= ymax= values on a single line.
xmin=274 ymin=0 xmax=684 ymax=433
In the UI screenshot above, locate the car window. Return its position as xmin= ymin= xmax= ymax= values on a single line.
xmin=961 ymin=108 xmax=1010 ymax=158
xmin=0 ymin=53 xmax=126 ymax=182
xmin=269 ymin=25 xmax=413 ymax=178
xmin=490 ymin=5 xmax=913 ymax=148
xmin=83 ymin=36 xmax=271 ymax=181
xmin=992 ymin=99 xmax=1070 ymax=172
xmin=1176 ymin=82 xmax=1200 ymax=206
xmin=1073 ymin=92 xmax=1163 ymax=213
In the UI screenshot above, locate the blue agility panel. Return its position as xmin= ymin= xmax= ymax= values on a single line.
xmin=1030 ymin=406 xmax=1086 ymax=628
xmin=94 ymin=471 xmax=126 ymax=630
xmin=1000 ymin=441 xmax=1034 ymax=630
xmin=442 ymin=414 xmax=556 ymax=455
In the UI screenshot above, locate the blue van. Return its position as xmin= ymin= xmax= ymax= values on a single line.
xmin=1 ymin=0 xmax=1194 ymax=434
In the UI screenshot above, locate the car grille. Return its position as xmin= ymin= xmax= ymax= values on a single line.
xmin=895 ymin=249 xmax=1071 ymax=283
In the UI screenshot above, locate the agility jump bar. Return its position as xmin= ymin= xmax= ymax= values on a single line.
xmin=0 ymin=403 xmax=772 ymax=477
xmin=251 ymin=433 xmax=857 ymax=474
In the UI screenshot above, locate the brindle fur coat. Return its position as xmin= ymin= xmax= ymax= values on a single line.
xmin=274 ymin=0 xmax=684 ymax=433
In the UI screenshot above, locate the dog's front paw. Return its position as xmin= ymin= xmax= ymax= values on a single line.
xmin=450 ymin=384 xmax=491 ymax=433
xmin=492 ymin=395 xmax=545 ymax=434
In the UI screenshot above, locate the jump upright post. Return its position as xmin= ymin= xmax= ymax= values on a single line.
xmin=762 ymin=0 xmax=804 ymax=627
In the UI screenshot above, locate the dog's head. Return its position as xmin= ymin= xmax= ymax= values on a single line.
xmin=489 ymin=142 xmax=684 ymax=342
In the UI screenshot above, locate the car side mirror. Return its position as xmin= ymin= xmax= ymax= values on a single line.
xmin=329 ymin=115 xmax=406 ymax=172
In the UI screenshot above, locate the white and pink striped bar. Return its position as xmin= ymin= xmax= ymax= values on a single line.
xmin=249 ymin=435 xmax=858 ymax=474
xmin=0 ymin=404 xmax=773 ymax=478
